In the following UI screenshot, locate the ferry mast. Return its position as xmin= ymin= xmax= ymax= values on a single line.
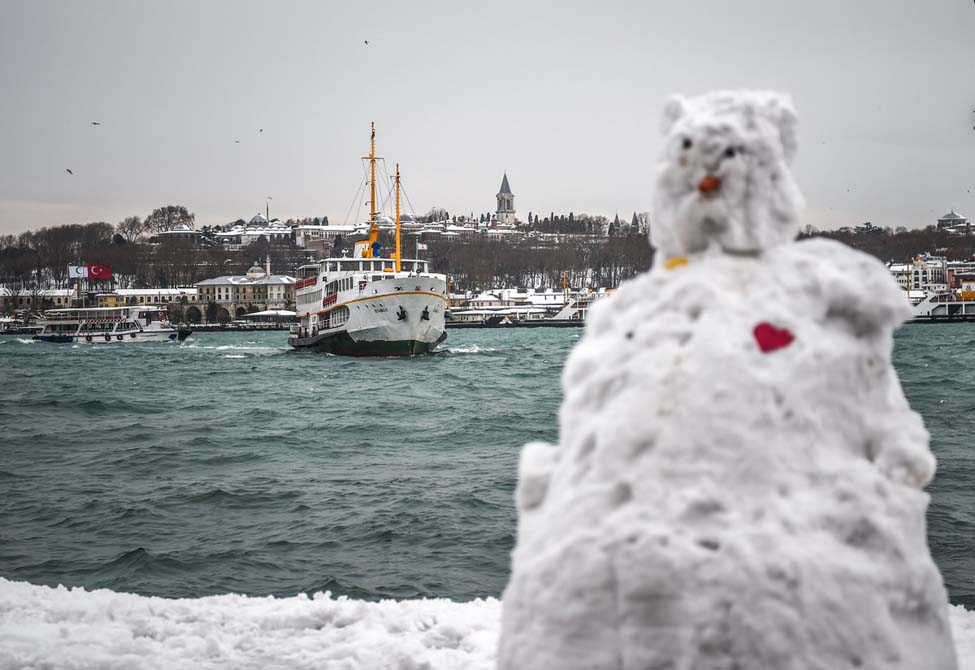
xmin=395 ymin=163 xmax=402 ymax=272
xmin=369 ymin=122 xmax=377 ymax=223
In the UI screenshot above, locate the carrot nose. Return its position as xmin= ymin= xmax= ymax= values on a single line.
xmin=698 ymin=175 xmax=721 ymax=194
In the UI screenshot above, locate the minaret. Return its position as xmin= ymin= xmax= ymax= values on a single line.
xmin=496 ymin=172 xmax=515 ymax=225
xmin=265 ymin=253 xmax=271 ymax=277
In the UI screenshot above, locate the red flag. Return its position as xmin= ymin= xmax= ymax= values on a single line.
xmin=87 ymin=264 xmax=112 ymax=279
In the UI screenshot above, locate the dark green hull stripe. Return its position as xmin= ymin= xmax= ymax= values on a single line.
xmin=291 ymin=331 xmax=446 ymax=357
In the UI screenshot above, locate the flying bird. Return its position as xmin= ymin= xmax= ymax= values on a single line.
xmin=364 ymin=40 xmax=369 ymax=45
xmin=65 ymin=169 xmax=73 ymax=175
xmin=259 ymin=128 xmax=263 ymax=133
xmin=91 ymin=121 xmax=101 ymax=126
xmin=235 ymin=140 xmax=240 ymax=144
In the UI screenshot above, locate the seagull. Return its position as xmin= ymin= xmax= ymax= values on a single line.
xmin=364 ymin=40 xmax=369 ymax=45
xmin=91 ymin=121 xmax=101 ymax=126
xmin=259 ymin=128 xmax=263 ymax=133
xmin=65 ymin=168 xmax=73 ymax=175
xmin=235 ymin=140 xmax=240 ymax=144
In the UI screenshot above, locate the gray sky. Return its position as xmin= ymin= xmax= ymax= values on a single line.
xmin=1 ymin=0 xmax=973 ymax=235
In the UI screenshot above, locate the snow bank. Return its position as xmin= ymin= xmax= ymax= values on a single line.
xmin=2 ymin=578 xmax=975 ymax=669
xmin=499 ymin=90 xmax=958 ymax=669
xmin=0 ymin=578 xmax=499 ymax=670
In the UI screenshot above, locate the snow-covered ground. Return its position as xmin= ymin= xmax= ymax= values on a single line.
xmin=0 ymin=578 xmax=973 ymax=669
xmin=0 ymin=578 xmax=499 ymax=670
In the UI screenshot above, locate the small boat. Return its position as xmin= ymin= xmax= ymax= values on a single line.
xmin=33 ymin=306 xmax=191 ymax=343
xmin=0 ymin=316 xmax=40 ymax=336
xmin=289 ymin=123 xmax=447 ymax=356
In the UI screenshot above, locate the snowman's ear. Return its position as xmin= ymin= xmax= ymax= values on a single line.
xmin=761 ymin=94 xmax=798 ymax=163
xmin=661 ymin=95 xmax=688 ymax=135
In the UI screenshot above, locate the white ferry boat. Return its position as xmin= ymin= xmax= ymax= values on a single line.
xmin=33 ymin=306 xmax=189 ymax=344
xmin=289 ymin=124 xmax=447 ymax=356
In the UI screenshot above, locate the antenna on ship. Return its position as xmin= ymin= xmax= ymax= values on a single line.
xmin=395 ymin=162 xmax=402 ymax=272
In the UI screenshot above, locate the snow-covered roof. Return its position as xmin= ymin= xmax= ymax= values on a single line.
xmin=939 ymin=210 xmax=965 ymax=220
xmin=196 ymin=275 xmax=295 ymax=286
xmin=243 ymin=309 xmax=297 ymax=317
xmin=156 ymin=225 xmax=199 ymax=235
xmin=295 ymin=225 xmax=364 ymax=233
xmin=114 ymin=288 xmax=197 ymax=295
xmin=0 ymin=288 xmax=74 ymax=297
xmin=215 ymin=226 xmax=291 ymax=237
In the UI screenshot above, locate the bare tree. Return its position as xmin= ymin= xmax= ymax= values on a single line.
xmin=117 ymin=216 xmax=146 ymax=242
xmin=145 ymin=205 xmax=195 ymax=233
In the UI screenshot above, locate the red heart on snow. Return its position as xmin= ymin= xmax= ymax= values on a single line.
xmin=753 ymin=322 xmax=794 ymax=353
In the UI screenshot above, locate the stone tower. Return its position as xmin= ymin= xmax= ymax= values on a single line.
xmin=496 ymin=173 xmax=515 ymax=225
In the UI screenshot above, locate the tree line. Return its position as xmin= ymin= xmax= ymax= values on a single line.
xmin=425 ymin=233 xmax=653 ymax=291
xmin=801 ymin=222 xmax=975 ymax=263
xmin=0 ymin=218 xmax=304 ymax=293
xmin=6 ymin=207 xmax=970 ymax=306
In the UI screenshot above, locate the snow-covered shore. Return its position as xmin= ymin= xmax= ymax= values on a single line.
xmin=0 ymin=577 xmax=972 ymax=669
xmin=0 ymin=578 xmax=499 ymax=670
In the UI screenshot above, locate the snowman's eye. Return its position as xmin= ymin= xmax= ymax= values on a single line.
xmin=724 ymin=147 xmax=736 ymax=159
xmin=682 ymin=138 xmax=692 ymax=150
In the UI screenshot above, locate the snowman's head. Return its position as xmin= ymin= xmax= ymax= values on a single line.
xmin=651 ymin=90 xmax=803 ymax=259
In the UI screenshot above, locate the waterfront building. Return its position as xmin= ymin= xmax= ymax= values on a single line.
xmin=889 ymin=254 xmax=947 ymax=293
xmin=888 ymin=263 xmax=910 ymax=291
xmin=195 ymin=255 xmax=295 ymax=319
xmin=0 ymin=288 xmax=74 ymax=311
xmin=496 ymin=173 xmax=516 ymax=226
xmin=97 ymin=288 xmax=199 ymax=307
xmin=947 ymin=260 xmax=975 ymax=288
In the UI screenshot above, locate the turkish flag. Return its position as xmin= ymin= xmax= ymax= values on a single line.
xmin=87 ymin=264 xmax=112 ymax=279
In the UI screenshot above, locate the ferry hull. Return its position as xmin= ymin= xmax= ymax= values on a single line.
xmin=34 ymin=331 xmax=182 ymax=344
xmin=290 ymin=288 xmax=447 ymax=357
xmin=293 ymin=330 xmax=446 ymax=357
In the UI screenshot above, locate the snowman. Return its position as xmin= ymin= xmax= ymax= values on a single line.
xmin=498 ymin=91 xmax=957 ymax=670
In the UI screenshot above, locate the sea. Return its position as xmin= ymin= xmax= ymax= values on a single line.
xmin=0 ymin=326 xmax=973 ymax=607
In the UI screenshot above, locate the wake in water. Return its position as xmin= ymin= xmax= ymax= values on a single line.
xmin=443 ymin=344 xmax=499 ymax=355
